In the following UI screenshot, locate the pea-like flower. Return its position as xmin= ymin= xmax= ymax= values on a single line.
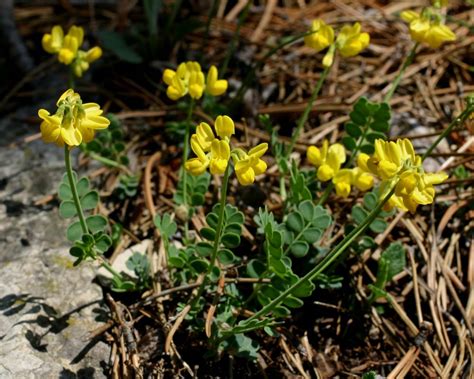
xmin=38 ymin=89 xmax=109 ymax=147
xmin=304 ymin=20 xmax=369 ymax=67
xmin=307 ymin=140 xmax=346 ymax=181
xmin=401 ymin=10 xmax=456 ymax=48
xmin=42 ymin=25 xmax=102 ymax=76
xmin=367 ymin=139 xmax=448 ymax=213
xmin=233 ymin=144 xmax=268 ymax=186
xmin=185 ymin=115 xmax=268 ymax=186
xmin=332 ymin=153 xmax=374 ymax=197
xmin=304 ymin=19 xmax=334 ymax=53
xmin=206 ymin=66 xmax=228 ymax=97
xmin=163 ymin=62 xmax=227 ymax=101
xmin=336 ymin=23 xmax=370 ymax=58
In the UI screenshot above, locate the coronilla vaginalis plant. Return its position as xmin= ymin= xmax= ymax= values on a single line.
xmin=35 ymin=3 xmax=474 ymax=369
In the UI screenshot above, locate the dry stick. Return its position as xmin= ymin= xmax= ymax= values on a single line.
xmin=387 ymin=346 xmax=420 ymax=379
xmin=408 ymin=248 xmax=424 ymax=326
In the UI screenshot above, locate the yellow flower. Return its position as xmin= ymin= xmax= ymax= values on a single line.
xmin=195 ymin=122 xmax=215 ymax=151
xmin=332 ymin=153 xmax=374 ymax=197
xmin=304 ymin=19 xmax=335 ymax=53
xmin=209 ymin=139 xmax=231 ymax=175
xmin=42 ymin=25 xmax=64 ymax=54
xmin=206 ymin=66 xmax=228 ymax=96
xmin=72 ymin=47 xmax=103 ymax=77
xmin=214 ymin=115 xmax=235 ymax=140
xmin=367 ymin=138 xmax=448 ymax=213
xmin=401 ymin=10 xmax=456 ymax=48
xmin=336 ymin=22 xmax=370 ymax=57
xmin=233 ymin=144 xmax=268 ymax=186
xmin=163 ymin=62 xmax=227 ymax=101
xmin=38 ymin=89 xmax=109 ymax=147
xmin=185 ymin=135 xmax=211 ymax=175
xmin=42 ymin=25 xmax=102 ymax=75
xmin=307 ymin=140 xmax=346 ymax=182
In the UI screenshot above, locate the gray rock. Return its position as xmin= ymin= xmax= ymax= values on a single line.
xmin=0 ymin=139 xmax=109 ymax=378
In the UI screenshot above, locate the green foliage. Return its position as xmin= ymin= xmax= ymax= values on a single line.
xmin=126 ymin=252 xmax=151 ymax=289
xmin=115 ymin=174 xmax=140 ymax=199
xmin=343 ymin=97 xmax=391 ymax=154
xmin=362 ymin=372 xmax=377 ymax=379
xmin=174 ymin=171 xmax=210 ymax=208
xmin=154 ymin=213 xmax=178 ymax=238
xmin=287 ymin=161 xmax=312 ymax=206
xmin=98 ymin=30 xmax=143 ymax=63
xmin=82 ymin=114 xmax=130 ymax=167
xmin=368 ymin=242 xmax=406 ymax=301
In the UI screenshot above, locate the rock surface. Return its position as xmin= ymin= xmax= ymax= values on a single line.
xmin=0 ymin=133 xmax=109 ymax=378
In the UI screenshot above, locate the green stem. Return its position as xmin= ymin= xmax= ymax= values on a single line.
xmin=286 ymin=63 xmax=332 ymax=159
xmin=64 ymin=146 xmax=87 ymax=234
xmin=238 ymin=185 xmax=396 ymax=327
xmin=181 ymin=98 xmax=195 ymax=239
xmin=422 ymin=100 xmax=474 ymax=161
xmin=88 ymin=152 xmax=131 ymax=174
xmin=99 ymin=257 xmax=124 ymax=280
xmin=383 ymin=43 xmax=418 ymax=103
xmin=191 ymin=164 xmax=231 ymax=309
xmin=68 ymin=67 xmax=75 ymax=90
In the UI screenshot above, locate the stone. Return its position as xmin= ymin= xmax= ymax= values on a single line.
xmin=0 ymin=138 xmax=109 ymax=378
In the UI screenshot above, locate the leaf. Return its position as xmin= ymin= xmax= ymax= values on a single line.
xmin=76 ymin=178 xmax=90 ymax=197
xmin=154 ymin=213 xmax=177 ymax=237
xmin=286 ymin=212 xmax=304 ymax=232
xmin=95 ymin=234 xmax=112 ymax=253
xmin=200 ymin=227 xmax=216 ymax=241
xmin=302 ymin=227 xmax=322 ymax=244
xmin=189 ymin=258 xmax=208 ymax=274
xmin=218 ymin=249 xmax=236 ymax=265
xmin=67 ymin=221 xmax=83 ymax=242
xmin=342 ymin=136 xmax=357 ymax=150
xmin=58 ymin=183 xmax=72 ymax=201
xmin=98 ymin=30 xmax=143 ymax=63
xmin=380 ymin=242 xmax=406 ymax=281
xmin=59 ymin=200 xmax=77 ymax=218
xmin=369 ymin=219 xmax=387 ymax=233
xmin=246 ymin=259 xmax=265 ymax=278
xmin=363 ymin=192 xmax=378 ymax=210
xmin=195 ymin=242 xmax=213 ymax=257
xmin=283 ymin=296 xmax=304 ymax=308
xmin=291 ymin=280 xmax=315 ymax=298
xmin=80 ymin=191 xmax=99 ymax=210
xmin=205 ymin=212 xmax=219 ymax=229
xmin=370 ymin=120 xmax=389 ymax=132
xmin=366 ymin=132 xmax=386 ymax=144
xmin=221 ymin=232 xmax=240 ymax=248
xmin=269 ymin=257 xmax=287 ymax=276
xmin=227 ymin=210 xmax=244 ymax=225
xmin=290 ymin=241 xmax=309 ymax=257
xmin=350 ymin=110 xmax=367 ymax=125
xmin=353 ymin=97 xmax=368 ymax=114
xmin=352 ymin=205 xmax=368 ymax=224
xmin=345 ymin=122 xmax=362 ymax=138
xmin=360 ymin=144 xmax=375 ymax=154
xmin=86 ymin=215 xmax=108 ymax=233
xmin=298 ymin=200 xmax=314 ymax=222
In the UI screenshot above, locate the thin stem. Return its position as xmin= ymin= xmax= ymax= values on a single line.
xmin=64 ymin=146 xmax=87 ymax=234
xmin=383 ymin=43 xmax=418 ymax=103
xmin=88 ymin=152 xmax=132 ymax=174
xmin=239 ymin=186 xmax=396 ymax=326
xmin=191 ymin=164 xmax=231 ymax=309
xmin=422 ymin=102 xmax=474 ymax=161
xmin=68 ymin=67 xmax=75 ymax=90
xmin=99 ymin=257 xmax=124 ymax=280
xmin=286 ymin=63 xmax=331 ymax=159
xmin=198 ymin=0 xmax=219 ymax=63
xmin=181 ymin=98 xmax=195 ymax=239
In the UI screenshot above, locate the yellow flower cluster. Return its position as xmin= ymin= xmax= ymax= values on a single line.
xmin=42 ymin=25 xmax=102 ymax=77
xmin=307 ymin=140 xmax=374 ymax=197
xmin=366 ymin=139 xmax=447 ymax=213
xmin=38 ymin=89 xmax=109 ymax=147
xmin=401 ymin=10 xmax=456 ymax=48
xmin=163 ymin=62 xmax=228 ymax=101
xmin=185 ymin=116 xmax=268 ymax=186
xmin=307 ymin=139 xmax=447 ymax=212
xmin=304 ymin=20 xmax=370 ymax=67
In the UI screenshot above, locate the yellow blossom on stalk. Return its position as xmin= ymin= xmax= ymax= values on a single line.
xmin=38 ymin=89 xmax=109 ymax=147
xmin=307 ymin=140 xmax=346 ymax=182
xmin=185 ymin=115 xmax=268 ymax=186
xmin=304 ymin=19 xmax=335 ymax=53
xmin=206 ymin=66 xmax=228 ymax=96
xmin=232 ymin=144 xmax=268 ymax=186
xmin=367 ymin=139 xmax=448 ymax=213
xmin=163 ymin=62 xmax=227 ymax=101
xmin=335 ymin=23 xmax=370 ymax=58
xmin=42 ymin=25 xmax=102 ymax=76
xmin=332 ymin=153 xmax=374 ymax=197
xmin=401 ymin=10 xmax=456 ymax=48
